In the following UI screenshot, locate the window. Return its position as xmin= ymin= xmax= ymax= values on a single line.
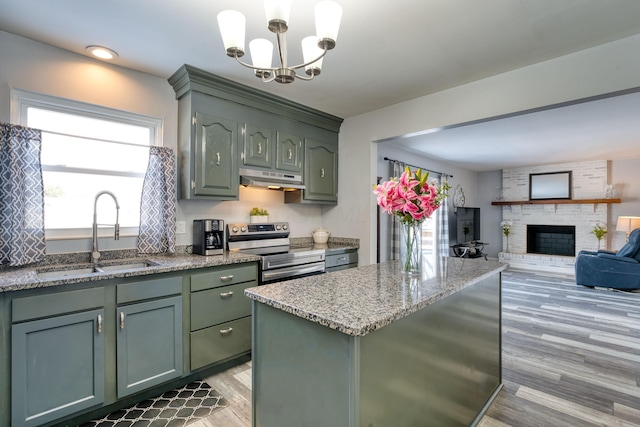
xmin=421 ymin=207 xmax=439 ymax=274
xmin=11 ymin=89 xmax=162 ymax=237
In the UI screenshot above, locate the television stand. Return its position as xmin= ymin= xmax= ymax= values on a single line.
xmin=452 ymin=241 xmax=488 ymax=260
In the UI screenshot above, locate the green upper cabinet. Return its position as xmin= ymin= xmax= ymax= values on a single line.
xmin=192 ymin=112 xmax=239 ymax=199
xmin=168 ymin=65 xmax=343 ymax=202
xmin=276 ymin=132 xmax=303 ymax=173
xmin=287 ymin=139 xmax=338 ymax=204
xmin=243 ymin=123 xmax=273 ymax=169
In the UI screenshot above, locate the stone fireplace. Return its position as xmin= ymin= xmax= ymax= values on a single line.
xmin=498 ymin=160 xmax=611 ymax=273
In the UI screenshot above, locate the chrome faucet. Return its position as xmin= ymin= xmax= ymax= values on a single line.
xmin=91 ymin=190 xmax=120 ymax=264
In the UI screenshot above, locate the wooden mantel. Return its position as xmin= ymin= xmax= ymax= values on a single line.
xmin=491 ymin=198 xmax=621 ymax=206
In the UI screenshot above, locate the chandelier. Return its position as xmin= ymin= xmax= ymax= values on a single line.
xmin=217 ymin=0 xmax=342 ymax=84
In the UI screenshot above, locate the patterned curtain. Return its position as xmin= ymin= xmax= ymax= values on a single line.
xmin=438 ymin=175 xmax=450 ymax=258
xmin=390 ymin=160 xmax=405 ymax=260
xmin=137 ymin=146 xmax=177 ymax=254
xmin=0 ymin=122 xmax=46 ymax=266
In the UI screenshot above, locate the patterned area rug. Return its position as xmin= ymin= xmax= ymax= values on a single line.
xmin=80 ymin=381 xmax=227 ymax=427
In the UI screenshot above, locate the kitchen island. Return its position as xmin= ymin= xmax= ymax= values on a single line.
xmin=245 ymin=257 xmax=508 ymax=427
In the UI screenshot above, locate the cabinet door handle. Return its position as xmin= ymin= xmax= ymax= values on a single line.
xmin=257 ymin=142 xmax=262 ymax=154
xmin=97 ymin=314 xmax=103 ymax=334
xmin=120 ymin=312 xmax=125 ymax=330
xmin=220 ymin=274 xmax=234 ymax=282
xmin=320 ymin=168 xmax=325 ymax=178
xmin=215 ymin=152 xmax=221 ymax=165
xmin=287 ymin=148 xmax=292 ymax=160
xmin=220 ymin=291 xmax=234 ymax=299
xmin=220 ymin=327 xmax=233 ymax=336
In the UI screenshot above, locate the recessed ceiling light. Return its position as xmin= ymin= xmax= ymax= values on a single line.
xmin=86 ymin=45 xmax=119 ymax=60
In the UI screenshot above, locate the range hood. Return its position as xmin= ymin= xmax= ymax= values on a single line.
xmin=239 ymin=168 xmax=305 ymax=191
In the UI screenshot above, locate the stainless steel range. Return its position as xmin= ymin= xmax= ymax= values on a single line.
xmin=226 ymin=222 xmax=325 ymax=285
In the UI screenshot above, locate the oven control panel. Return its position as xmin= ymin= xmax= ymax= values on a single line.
xmin=227 ymin=222 xmax=289 ymax=240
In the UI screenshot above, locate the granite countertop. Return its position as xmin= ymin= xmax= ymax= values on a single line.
xmin=289 ymin=237 xmax=360 ymax=253
xmin=0 ymin=251 xmax=261 ymax=293
xmin=0 ymin=239 xmax=360 ymax=293
xmin=245 ymin=258 xmax=508 ymax=337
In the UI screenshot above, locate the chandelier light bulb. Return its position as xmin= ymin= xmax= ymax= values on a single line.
xmin=301 ymin=36 xmax=323 ymax=76
xmin=218 ymin=10 xmax=246 ymax=57
xmin=264 ymin=0 xmax=291 ymax=32
xmin=315 ymin=1 xmax=342 ymax=49
xmin=250 ymin=38 xmax=274 ymax=78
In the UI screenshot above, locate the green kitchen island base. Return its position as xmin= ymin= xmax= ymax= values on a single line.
xmin=247 ymin=259 xmax=505 ymax=427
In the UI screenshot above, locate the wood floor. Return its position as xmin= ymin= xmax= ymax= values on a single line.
xmin=195 ymin=268 xmax=640 ymax=426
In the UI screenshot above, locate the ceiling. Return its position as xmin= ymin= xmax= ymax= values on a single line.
xmin=2 ymin=0 xmax=640 ymax=171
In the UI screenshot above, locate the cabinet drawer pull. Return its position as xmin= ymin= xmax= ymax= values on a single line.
xmin=220 ymin=327 xmax=233 ymax=336
xmin=97 ymin=314 xmax=103 ymax=334
xmin=220 ymin=291 xmax=234 ymax=298
xmin=220 ymin=274 xmax=234 ymax=281
xmin=120 ymin=312 xmax=125 ymax=330
xmin=338 ymin=257 xmax=347 ymax=261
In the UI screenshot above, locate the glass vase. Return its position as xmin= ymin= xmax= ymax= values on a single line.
xmin=400 ymin=221 xmax=422 ymax=276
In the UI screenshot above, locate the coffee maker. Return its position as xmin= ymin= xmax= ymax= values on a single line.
xmin=193 ymin=219 xmax=225 ymax=255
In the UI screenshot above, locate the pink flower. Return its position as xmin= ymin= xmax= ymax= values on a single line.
xmin=373 ymin=166 xmax=450 ymax=224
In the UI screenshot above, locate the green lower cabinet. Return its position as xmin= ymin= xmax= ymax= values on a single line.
xmin=325 ymin=250 xmax=358 ymax=272
xmin=3 ymin=264 xmax=258 ymax=427
xmin=116 ymin=296 xmax=183 ymax=398
xmin=11 ymin=308 xmax=105 ymax=427
xmin=190 ymin=317 xmax=252 ymax=370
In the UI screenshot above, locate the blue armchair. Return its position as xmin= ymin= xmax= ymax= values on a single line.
xmin=575 ymin=228 xmax=640 ymax=290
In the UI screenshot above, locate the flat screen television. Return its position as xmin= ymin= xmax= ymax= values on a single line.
xmin=455 ymin=207 xmax=480 ymax=243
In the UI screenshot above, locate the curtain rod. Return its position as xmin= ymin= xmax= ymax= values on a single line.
xmin=384 ymin=157 xmax=453 ymax=178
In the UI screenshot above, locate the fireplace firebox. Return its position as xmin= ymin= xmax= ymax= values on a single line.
xmin=527 ymin=225 xmax=576 ymax=256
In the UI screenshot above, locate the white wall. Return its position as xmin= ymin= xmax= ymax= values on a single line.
xmin=324 ymin=34 xmax=640 ymax=265
xmin=0 ymin=31 xmax=324 ymax=254
xmin=477 ymin=170 xmax=503 ymax=258
xmin=611 ymin=158 xmax=640 ymax=250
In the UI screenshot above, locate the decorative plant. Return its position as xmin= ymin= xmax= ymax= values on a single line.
xmin=373 ymin=167 xmax=450 ymax=273
xmin=250 ymin=207 xmax=269 ymax=216
xmin=500 ymin=221 xmax=512 ymax=237
xmin=591 ymin=222 xmax=607 ymax=249
xmin=500 ymin=220 xmax=513 ymax=252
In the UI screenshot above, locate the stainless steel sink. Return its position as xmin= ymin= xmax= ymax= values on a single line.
xmin=36 ymin=259 xmax=159 ymax=278
xmin=98 ymin=260 xmax=158 ymax=272
xmin=36 ymin=266 xmax=101 ymax=278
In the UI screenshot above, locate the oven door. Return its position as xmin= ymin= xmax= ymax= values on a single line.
xmin=261 ymin=261 xmax=326 ymax=285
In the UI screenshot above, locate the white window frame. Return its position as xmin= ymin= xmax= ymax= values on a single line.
xmin=10 ymin=88 xmax=163 ymax=240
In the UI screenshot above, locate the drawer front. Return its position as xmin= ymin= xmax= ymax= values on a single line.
xmin=117 ymin=276 xmax=182 ymax=305
xmin=190 ymin=317 xmax=252 ymax=370
xmin=190 ymin=282 xmax=253 ymax=331
xmin=12 ymin=287 xmax=104 ymax=323
xmin=190 ymin=263 xmax=258 ymax=292
xmin=325 ymin=251 xmax=358 ymax=268
xmin=326 ymin=264 xmax=356 ymax=273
